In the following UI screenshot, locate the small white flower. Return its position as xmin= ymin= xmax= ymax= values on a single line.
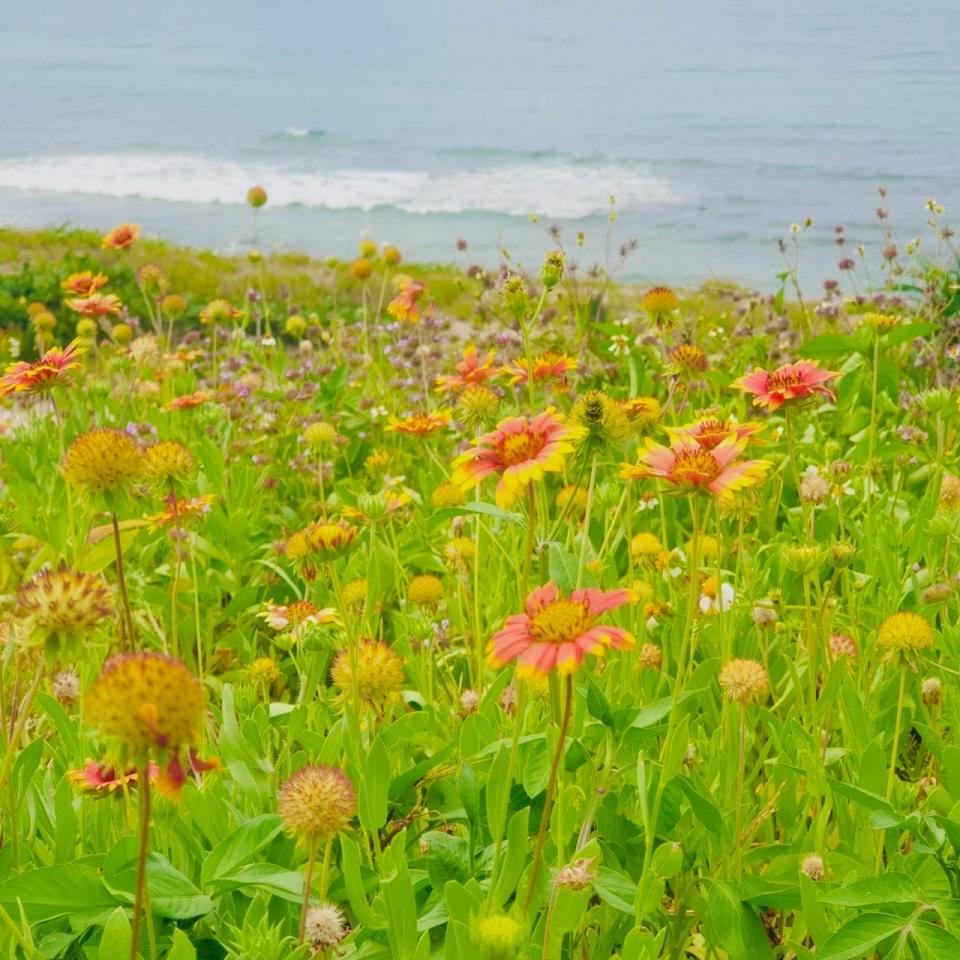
xmin=609 ymin=335 xmax=631 ymax=357
xmin=636 ymin=495 xmax=659 ymax=512
xmin=699 ymin=582 xmax=735 ymax=615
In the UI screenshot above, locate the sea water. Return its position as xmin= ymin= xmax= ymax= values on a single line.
xmin=0 ymin=0 xmax=956 ymax=288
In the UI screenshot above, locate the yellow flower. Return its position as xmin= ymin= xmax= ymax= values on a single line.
xmin=350 ymin=257 xmax=373 ymax=281
xmin=630 ymin=532 xmax=663 ymax=560
xmin=304 ymin=422 xmax=338 ymax=446
xmin=247 ymin=185 xmax=268 ymax=208
xmin=278 ymin=765 xmax=356 ymax=841
xmin=17 ymin=567 xmax=113 ymax=638
xmin=285 ymin=314 xmax=307 ymax=338
xmin=85 ymin=652 xmax=208 ymax=797
xmin=572 ymin=390 xmax=630 ymax=445
xmin=636 ymin=643 xmax=663 ymax=671
xmin=62 ymin=428 xmax=145 ymax=494
xmin=472 ymin=914 xmax=523 ymax=960
xmin=877 ymin=612 xmax=934 ymax=653
xmin=431 ymin=483 xmax=466 ymax=508
xmin=331 ymin=640 xmax=405 ymax=707
xmin=341 ymin=578 xmax=368 ymax=608
xmin=641 ymin=286 xmax=679 ymax=315
xmin=861 ymin=312 xmax=900 ymax=333
xmin=112 ymin=322 xmax=133 ymax=344
xmin=382 ymin=244 xmax=402 ymax=266
xmin=305 ymin=520 xmax=357 ymax=557
xmin=445 ymin=536 xmax=476 ymax=565
xmin=144 ymin=440 xmax=194 ymax=486
xmin=939 ymin=474 xmax=960 ymax=512
xmin=718 ymin=658 xmax=768 ymax=704
xmin=248 ymin=657 xmax=280 ymax=685
xmin=408 ymin=574 xmax=444 ymax=608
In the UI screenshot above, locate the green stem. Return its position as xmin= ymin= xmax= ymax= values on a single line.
xmin=523 ymin=675 xmax=573 ymax=913
xmin=299 ymin=833 xmax=320 ymax=943
xmin=130 ymin=761 xmax=155 ymax=960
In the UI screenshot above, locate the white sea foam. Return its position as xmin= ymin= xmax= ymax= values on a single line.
xmin=0 ymin=153 xmax=677 ymax=218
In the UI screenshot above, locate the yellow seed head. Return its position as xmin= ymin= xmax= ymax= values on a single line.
xmin=278 ymin=764 xmax=356 ymax=841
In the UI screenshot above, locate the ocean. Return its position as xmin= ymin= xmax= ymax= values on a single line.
xmin=0 ymin=0 xmax=957 ymax=288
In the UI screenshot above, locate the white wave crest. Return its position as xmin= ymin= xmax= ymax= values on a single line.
xmin=0 ymin=153 xmax=677 ymax=218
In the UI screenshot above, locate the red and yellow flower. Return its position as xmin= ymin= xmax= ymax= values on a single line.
xmin=490 ymin=581 xmax=633 ymax=677
xmin=622 ymin=436 xmax=771 ymax=500
xmin=665 ymin=415 xmax=764 ymax=451
xmin=167 ymin=390 xmax=212 ymax=410
xmin=500 ymin=352 xmax=579 ymax=389
xmin=145 ymin=494 xmax=216 ymax=531
xmin=452 ymin=411 xmax=583 ymax=507
xmin=61 ymin=271 xmax=109 ymax=296
xmin=435 ymin=345 xmax=497 ymax=393
xmin=259 ymin=600 xmax=338 ymax=631
xmin=732 ymin=360 xmax=838 ymax=411
xmin=1 ymin=340 xmax=85 ymax=397
xmin=387 ymin=409 xmax=452 ymax=437
xmin=65 ymin=293 xmax=122 ymax=317
xmin=102 ymin=223 xmax=140 ymax=249
xmin=387 ymin=277 xmax=429 ymax=324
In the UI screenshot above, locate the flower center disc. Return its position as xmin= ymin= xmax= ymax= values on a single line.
xmin=530 ymin=599 xmax=591 ymax=644
xmin=670 ymin=449 xmax=720 ymax=486
xmin=500 ymin=430 xmax=546 ymax=466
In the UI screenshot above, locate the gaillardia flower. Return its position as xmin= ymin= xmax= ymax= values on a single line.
xmin=331 ymin=640 xmax=405 ymax=708
xmin=490 ymin=581 xmax=633 ymax=677
xmin=640 ymin=286 xmax=680 ymax=316
xmin=1 ymin=340 xmax=85 ymax=397
xmin=61 ymin=271 xmax=109 ymax=296
xmin=278 ymin=765 xmax=357 ymax=842
xmin=877 ymin=612 xmax=934 ymax=653
xmin=387 ymin=278 xmax=429 ymax=324
xmin=622 ymin=436 xmax=770 ymax=501
xmin=732 ymin=360 xmax=838 ymax=411
xmin=16 ymin=567 xmax=113 ymax=644
xmin=101 ymin=223 xmax=140 ymax=249
xmin=452 ymin=411 xmax=583 ymax=508
xmin=62 ymin=428 xmax=145 ymax=494
xmin=65 ymin=293 xmax=123 ymax=317
xmin=435 ymin=345 xmax=497 ymax=393
xmin=500 ymin=352 xmax=579 ymax=389
xmin=719 ymin=659 xmax=769 ymax=705
xmin=259 ymin=600 xmax=337 ymax=632
xmin=144 ymin=440 xmax=195 ymax=486
xmin=387 ymin=409 xmax=453 ymax=437
xmin=666 ymin=415 xmax=764 ymax=451
xmin=85 ymin=652 xmax=207 ymax=798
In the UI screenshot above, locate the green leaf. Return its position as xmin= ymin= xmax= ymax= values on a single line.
xmin=359 ymin=737 xmax=391 ymax=831
xmin=485 ymin=745 xmax=511 ymax=846
xmin=822 ymin=873 xmax=922 ymax=909
xmin=98 ymin=907 xmax=132 ymax=960
xmin=702 ymin=882 xmax=774 ymax=957
xmin=165 ymin=929 xmax=197 ymax=960
xmin=424 ymin=832 xmax=470 ymax=891
xmin=104 ymin=839 xmax=213 ymax=920
xmin=429 ymin=501 xmax=523 ymax=528
xmin=0 ymin=864 xmax=117 ymax=923
xmin=911 ymin=920 xmax=960 ymax=957
xmin=817 ymin=913 xmax=904 ymax=960
xmin=675 ymin=777 xmax=722 ymax=835
xmin=799 ymin=334 xmax=868 ymax=359
xmin=594 ymin=868 xmax=637 ymax=914
xmin=200 ymin=814 xmax=283 ymax=887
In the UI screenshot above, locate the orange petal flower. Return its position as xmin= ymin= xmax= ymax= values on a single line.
xmin=500 ymin=352 xmax=579 ymax=388
xmin=145 ymin=494 xmax=216 ymax=531
xmin=167 ymin=390 xmax=212 ymax=410
xmin=1 ymin=339 xmax=85 ymax=397
xmin=435 ymin=345 xmax=497 ymax=393
xmin=102 ymin=223 xmax=140 ymax=249
xmin=387 ymin=279 xmax=429 ymax=324
xmin=451 ymin=410 xmax=583 ymax=508
xmin=665 ymin=415 xmax=764 ymax=451
xmin=622 ymin=436 xmax=771 ymax=500
xmin=731 ymin=360 xmax=838 ymax=411
xmin=61 ymin=271 xmax=109 ymax=296
xmin=387 ymin=409 xmax=452 ymax=436
xmin=490 ymin=581 xmax=633 ymax=677
xmin=65 ymin=293 xmax=122 ymax=317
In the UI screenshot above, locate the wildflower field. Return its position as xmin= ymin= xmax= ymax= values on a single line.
xmin=1 ymin=198 xmax=960 ymax=960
